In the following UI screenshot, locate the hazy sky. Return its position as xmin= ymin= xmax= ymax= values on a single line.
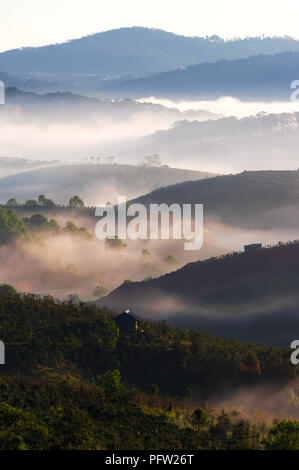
xmin=1 ymin=0 xmax=299 ymax=52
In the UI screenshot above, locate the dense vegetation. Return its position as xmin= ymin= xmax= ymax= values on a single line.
xmin=0 ymin=286 xmax=298 ymax=449
xmin=0 ymin=207 xmax=92 ymax=246
xmin=1 ymin=377 xmax=298 ymax=450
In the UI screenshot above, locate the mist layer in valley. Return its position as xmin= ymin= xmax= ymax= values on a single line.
xmin=0 ymin=207 xmax=223 ymax=300
xmin=0 ymin=88 xmax=219 ymax=162
xmin=2 ymin=89 xmax=299 ymax=174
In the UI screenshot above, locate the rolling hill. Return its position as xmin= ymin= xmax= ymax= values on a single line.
xmin=131 ymin=170 xmax=299 ymax=229
xmin=0 ymin=164 xmax=216 ymax=206
xmin=99 ymin=241 xmax=299 ymax=346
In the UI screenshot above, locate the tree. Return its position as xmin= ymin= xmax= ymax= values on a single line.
xmin=48 ymin=219 xmax=61 ymax=234
xmin=69 ymin=195 xmax=84 ymax=208
xmin=143 ymin=154 xmax=161 ymax=167
xmin=230 ymin=419 xmax=259 ymax=450
xmin=63 ymin=221 xmax=92 ymax=240
xmin=38 ymin=194 xmax=56 ymax=208
xmin=105 ymin=236 xmax=126 ymax=250
xmin=100 ymin=369 xmax=122 ymax=393
xmin=24 ymin=199 xmax=38 ymax=207
xmin=0 ymin=209 xmax=29 ymax=245
xmin=264 ymin=420 xmax=299 ymax=450
xmin=6 ymin=198 xmax=18 ymax=207
xmin=27 ymin=213 xmax=49 ymax=231
xmin=164 ymin=254 xmax=178 ymax=269
xmin=0 ymin=284 xmax=17 ymax=297
xmin=141 ymin=249 xmax=151 ymax=263
xmin=192 ymin=407 xmax=211 ymax=430
xmin=64 ymin=221 xmax=78 ymax=233
xmin=38 ymin=194 xmax=47 ymax=205
xmin=209 ymin=411 xmax=233 ymax=447
xmin=23 ymin=214 xmax=61 ymax=234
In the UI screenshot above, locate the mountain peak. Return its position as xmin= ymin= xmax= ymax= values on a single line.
xmin=2 ymin=27 xmax=299 ymax=79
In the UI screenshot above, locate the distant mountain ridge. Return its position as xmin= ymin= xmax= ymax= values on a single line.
xmin=2 ymin=27 xmax=299 ymax=79
xmin=103 ymin=50 xmax=299 ymax=99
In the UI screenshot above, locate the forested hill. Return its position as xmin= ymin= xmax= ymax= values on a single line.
xmin=0 ymin=284 xmax=294 ymax=394
xmin=99 ymin=241 xmax=299 ymax=346
xmin=132 ymin=170 xmax=299 ymax=229
xmin=0 ymin=285 xmax=298 ymax=449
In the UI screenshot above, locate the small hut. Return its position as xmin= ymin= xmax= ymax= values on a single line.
xmin=114 ymin=309 xmax=142 ymax=334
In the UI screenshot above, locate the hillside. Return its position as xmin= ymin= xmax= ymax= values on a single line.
xmin=3 ymin=170 xmax=299 ymax=229
xmin=104 ymin=51 xmax=299 ymax=100
xmin=0 ymin=156 xmax=59 ymax=178
xmin=99 ymin=242 xmax=299 ymax=346
xmin=3 ymin=170 xmax=298 ymax=225
xmin=0 ymin=286 xmax=298 ymax=449
xmin=2 ymin=28 xmax=299 ymax=80
xmin=132 ymin=170 xmax=299 ymax=230
xmin=0 ymin=164 xmax=216 ymax=206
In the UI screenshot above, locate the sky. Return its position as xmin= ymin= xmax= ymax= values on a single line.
xmin=1 ymin=0 xmax=299 ymax=52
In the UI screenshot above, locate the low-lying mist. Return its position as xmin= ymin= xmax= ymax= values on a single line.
xmin=3 ymin=92 xmax=299 ymax=175
xmin=2 ymin=208 xmax=299 ymax=304
xmin=0 ymin=226 xmax=222 ymax=299
xmin=213 ymin=380 xmax=299 ymax=422
xmin=0 ymin=93 xmax=219 ymax=162
xmin=137 ymin=96 xmax=299 ymax=118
